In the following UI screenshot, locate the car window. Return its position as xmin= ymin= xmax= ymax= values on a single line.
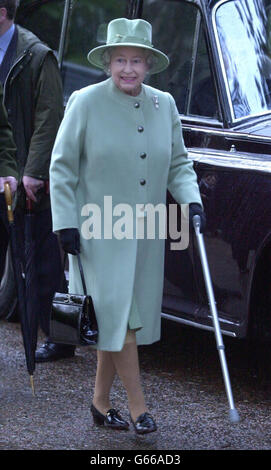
xmin=61 ymin=0 xmax=127 ymax=103
xmin=216 ymin=0 xmax=271 ymax=120
xmin=16 ymin=0 xmax=65 ymax=52
xmin=141 ymin=0 xmax=220 ymax=119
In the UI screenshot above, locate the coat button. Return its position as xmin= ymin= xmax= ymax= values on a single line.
xmin=138 ymin=126 xmax=144 ymax=132
xmin=140 ymin=179 xmax=146 ymax=185
xmin=140 ymin=152 xmax=147 ymax=159
xmin=134 ymin=102 xmax=140 ymax=108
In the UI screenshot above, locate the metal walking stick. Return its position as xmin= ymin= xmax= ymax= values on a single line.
xmin=193 ymin=215 xmax=240 ymax=423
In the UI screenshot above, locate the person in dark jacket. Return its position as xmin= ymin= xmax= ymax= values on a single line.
xmin=0 ymin=81 xmax=17 ymax=183
xmin=0 ymin=80 xmax=17 ymax=279
xmin=0 ymin=0 xmax=74 ymax=361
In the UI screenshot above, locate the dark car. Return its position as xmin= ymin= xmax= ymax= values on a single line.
xmin=1 ymin=0 xmax=271 ymax=342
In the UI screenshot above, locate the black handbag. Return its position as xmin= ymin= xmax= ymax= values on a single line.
xmin=50 ymin=253 xmax=98 ymax=346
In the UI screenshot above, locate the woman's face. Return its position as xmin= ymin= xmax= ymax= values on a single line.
xmin=109 ymin=46 xmax=149 ymax=96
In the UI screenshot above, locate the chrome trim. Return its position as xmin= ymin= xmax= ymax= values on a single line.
xmin=181 ymin=115 xmax=224 ymax=128
xmin=212 ymin=0 xmax=234 ymax=120
xmin=232 ymin=110 xmax=271 ymax=124
xmin=212 ymin=0 xmax=271 ymax=124
xmin=187 ymin=10 xmax=201 ymax=113
xmin=188 ymin=148 xmax=271 ymax=173
xmin=58 ymin=0 xmax=73 ymax=69
xmin=182 ymin=123 xmax=271 ymax=142
xmin=161 ymin=312 xmax=237 ymax=337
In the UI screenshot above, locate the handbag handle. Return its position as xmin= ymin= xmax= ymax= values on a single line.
xmin=63 ymin=251 xmax=87 ymax=296
xmin=76 ymin=252 xmax=87 ymax=296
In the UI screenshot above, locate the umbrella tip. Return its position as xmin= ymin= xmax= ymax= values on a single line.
xmin=30 ymin=375 xmax=35 ymax=396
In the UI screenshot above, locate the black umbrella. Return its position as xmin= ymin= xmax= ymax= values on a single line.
xmin=4 ymin=183 xmax=35 ymax=395
xmin=24 ymin=195 xmax=40 ymax=395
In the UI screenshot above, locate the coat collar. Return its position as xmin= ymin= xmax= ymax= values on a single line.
xmin=106 ymin=77 xmax=146 ymax=106
xmin=15 ymin=24 xmax=43 ymax=60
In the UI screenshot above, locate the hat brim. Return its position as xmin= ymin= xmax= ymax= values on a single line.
xmin=87 ymin=43 xmax=169 ymax=75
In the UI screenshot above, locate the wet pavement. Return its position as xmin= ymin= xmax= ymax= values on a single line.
xmin=1 ymin=318 xmax=271 ymax=457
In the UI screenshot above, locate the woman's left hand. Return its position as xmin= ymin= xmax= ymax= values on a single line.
xmin=59 ymin=228 xmax=80 ymax=255
xmin=189 ymin=203 xmax=206 ymax=233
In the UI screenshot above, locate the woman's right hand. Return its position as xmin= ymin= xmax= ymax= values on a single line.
xmin=59 ymin=228 xmax=80 ymax=254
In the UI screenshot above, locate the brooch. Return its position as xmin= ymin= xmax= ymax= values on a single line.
xmin=152 ymin=95 xmax=159 ymax=109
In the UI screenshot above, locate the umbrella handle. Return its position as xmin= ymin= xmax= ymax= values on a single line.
xmin=4 ymin=182 xmax=14 ymax=223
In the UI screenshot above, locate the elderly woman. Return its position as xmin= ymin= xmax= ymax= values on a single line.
xmin=50 ymin=18 xmax=205 ymax=434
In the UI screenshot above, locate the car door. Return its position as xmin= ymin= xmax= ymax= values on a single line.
xmin=140 ymin=0 xmax=246 ymax=335
xmin=139 ymin=0 xmax=210 ymax=321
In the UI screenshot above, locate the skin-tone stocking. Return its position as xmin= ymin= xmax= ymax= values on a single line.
xmin=92 ymin=331 xmax=147 ymax=421
xmin=111 ymin=333 xmax=147 ymax=422
xmin=92 ymin=350 xmax=116 ymax=415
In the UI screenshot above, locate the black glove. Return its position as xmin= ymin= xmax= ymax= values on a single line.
xmin=59 ymin=228 xmax=80 ymax=254
xmin=189 ymin=203 xmax=206 ymax=233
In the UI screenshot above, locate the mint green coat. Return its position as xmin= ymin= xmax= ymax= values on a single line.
xmin=49 ymin=78 xmax=202 ymax=351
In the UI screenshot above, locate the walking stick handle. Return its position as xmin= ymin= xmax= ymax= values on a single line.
xmin=192 ymin=214 xmax=201 ymax=232
xmin=4 ymin=182 xmax=14 ymax=223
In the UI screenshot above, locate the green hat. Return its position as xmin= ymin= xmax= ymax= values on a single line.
xmin=87 ymin=18 xmax=169 ymax=75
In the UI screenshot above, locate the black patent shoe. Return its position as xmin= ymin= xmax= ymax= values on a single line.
xmin=131 ymin=412 xmax=157 ymax=435
xmin=91 ymin=404 xmax=129 ymax=430
xmin=35 ymin=341 xmax=75 ymax=363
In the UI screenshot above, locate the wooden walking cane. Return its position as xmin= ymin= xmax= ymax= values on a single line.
xmin=193 ymin=215 xmax=240 ymax=423
xmin=4 ymin=181 xmax=13 ymax=223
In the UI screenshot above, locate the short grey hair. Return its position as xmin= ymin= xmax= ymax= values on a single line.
xmin=101 ymin=48 xmax=158 ymax=75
